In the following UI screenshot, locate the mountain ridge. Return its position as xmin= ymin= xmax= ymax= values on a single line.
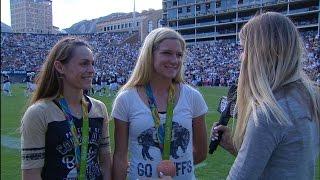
xmin=63 ymin=12 xmax=128 ymax=34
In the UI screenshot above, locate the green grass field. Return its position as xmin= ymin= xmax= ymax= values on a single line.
xmin=1 ymin=84 xmax=319 ymax=179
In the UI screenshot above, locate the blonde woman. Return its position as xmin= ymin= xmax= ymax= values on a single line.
xmin=20 ymin=37 xmax=112 ymax=179
xmin=212 ymin=12 xmax=320 ymax=179
xmin=112 ymin=27 xmax=208 ymax=179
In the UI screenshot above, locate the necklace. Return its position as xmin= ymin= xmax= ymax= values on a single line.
xmin=145 ymin=83 xmax=175 ymax=160
xmin=57 ymin=96 xmax=89 ymax=178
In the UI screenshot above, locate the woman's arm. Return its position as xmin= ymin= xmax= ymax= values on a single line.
xmin=192 ymin=115 xmax=208 ymax=164
xmin=227 ymin=116 xmax=279 ymax=180
xmin=99 ymin=116 xmax=112 ymax=180
xmin=112 ymin=119 xmax=129 ymax=180
xmin=21 ymin=105 xmax=46 ymax=180
xmin=22 ymin=168 xmax=42 ymax=180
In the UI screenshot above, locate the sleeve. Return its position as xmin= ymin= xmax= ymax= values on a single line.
xmin=111 ymin=91 xmax=130 ymax=122
xmin=227 ymin=111 xmax=282 ymax=180
xmin=99 ymin=107 xmax=111 ymax=151
xmin=99 ymin=100 xmax=109 ymax=121
xmin=99 ymin=101 xmax=109 ymax=136
xmin=20 ymin=104 xmax=47 ymax=169
xmin=191 ymin=87 xmax=208 ymax=118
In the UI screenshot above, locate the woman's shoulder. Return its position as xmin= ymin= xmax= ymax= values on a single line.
xmin=181 ymin=83 xmax=196 ymax=92
xmin=275 ymin=82 xmax=314 ymax=120
xmin=119 ymin=87 xmax=137 ymax=94
xmin=274 ymin=81 xmax=314 ymax=102
xmin=85 ymin=95 xmax=109 ymax=118
xmin=252 ymin=82 xmax=314 ymax=126
xmin=86 ymin=95 xmax=105 ymax=106
xmin=115 ymin=87 xmax=137 ymax=99
xmin=23 ymin=99 xmax=57 ymax=120
xmin=180 ymin=83 xmax=203 ymax=96
xmin=27 ymin=99 xmax=55 ymax=112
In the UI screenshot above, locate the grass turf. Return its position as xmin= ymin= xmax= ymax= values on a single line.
xmin=1 ymin=83 xmax=319 ymax=179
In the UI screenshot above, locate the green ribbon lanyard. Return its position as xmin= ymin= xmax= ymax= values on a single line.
xmin=145 ymin=83 xmax=175 ymax=160
xmin=164 ymin=84 xmax=175 ymax=160
xmin=79 ymin=97 xmax=89 ymax=179
xmin=57 ymin=96 xmax=89 ymax=179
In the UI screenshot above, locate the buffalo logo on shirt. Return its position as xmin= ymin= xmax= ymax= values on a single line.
xmin=137 ymin=122 xmax=190 ymax=161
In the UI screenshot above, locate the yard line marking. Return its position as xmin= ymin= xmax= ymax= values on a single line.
xmin=1 ymin=135 xmax=20 ymax=150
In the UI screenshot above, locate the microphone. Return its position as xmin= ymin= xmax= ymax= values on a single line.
xmin=209 ymin=85 xmax=237 ymax=154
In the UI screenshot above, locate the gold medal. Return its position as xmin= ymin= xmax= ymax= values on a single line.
xmin=157 ymin=160 xmax=176 ymax=177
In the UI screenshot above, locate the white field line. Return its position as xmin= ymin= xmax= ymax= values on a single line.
xmin=195 ymin=162 xmax=207 ymax=169
xmin=1 ymin=135 xmax=20 ymax=150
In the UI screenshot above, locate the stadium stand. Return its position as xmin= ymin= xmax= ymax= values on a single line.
xmin=1 ymin=29 xmax=319 ymax=86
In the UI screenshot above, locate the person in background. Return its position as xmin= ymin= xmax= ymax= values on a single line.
xmin=112 ymin=27 xmax=208 ymax=180
xmin=2 ymin=73 xmax=12 ymax=96
xmin=20 ymin=37 xmax=112 ymax=180
xmin=211 ymin=12 xmax=320 ymax=180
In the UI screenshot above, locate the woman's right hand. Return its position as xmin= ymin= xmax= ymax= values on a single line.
xmin=211 ymin=122 xmax=237 ymax=156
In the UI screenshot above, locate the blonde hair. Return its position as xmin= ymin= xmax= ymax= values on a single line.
xmin=234 ymin=12 xmax=320 ymax=150
xmin=29 ymin=37 xmax=91 ymax=105
xmin=120 ymin=27 xmax=186 ymax=91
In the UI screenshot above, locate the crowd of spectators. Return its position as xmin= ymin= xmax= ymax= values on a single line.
xmin=185 ymin=40 xmax=241 ymax=86
xmin=302 ymin=30 xmax=320 ymax=84
xmin=1 ymin=29 xmax=319 ymax=86
xmin=0 ymin=32 xmax=134 ymax=72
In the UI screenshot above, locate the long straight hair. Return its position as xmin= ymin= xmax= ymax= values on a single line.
xmin=29 ymin=37 xmax=91 ymax=105
xmin=120 ymin=27 xmax=186 ymax=92
xmin=234 ymin=12 xmax=320 ymax=150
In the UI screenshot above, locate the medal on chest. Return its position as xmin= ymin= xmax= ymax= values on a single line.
xmin=145 ymin=83 xmax=177 ymax=177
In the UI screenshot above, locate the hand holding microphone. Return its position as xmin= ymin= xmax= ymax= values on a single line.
xmin=209 ymin=85 xmax=237 ymax=154
xmin=211 ymin=123 xmax=237 ymax=155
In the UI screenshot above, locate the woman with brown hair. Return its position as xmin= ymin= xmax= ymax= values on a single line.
xmin=20 ymin=37 xmax=112 ymax=179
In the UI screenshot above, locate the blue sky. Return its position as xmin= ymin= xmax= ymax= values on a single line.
xmin=1 ymin=0 xmax=162 ymax=29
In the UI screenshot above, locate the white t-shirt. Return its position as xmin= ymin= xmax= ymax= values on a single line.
xmin=3 ymin=81 xmax=11 ymax=91
xmin=111 ymin=84 xmax=208 ymax=180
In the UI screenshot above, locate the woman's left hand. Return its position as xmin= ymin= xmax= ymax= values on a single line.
xmin=211 ymin=122 xmax=237 ymax=156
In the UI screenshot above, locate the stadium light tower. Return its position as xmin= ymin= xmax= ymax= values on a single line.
xmin=132 ymin=0 xmax=136 ymax=32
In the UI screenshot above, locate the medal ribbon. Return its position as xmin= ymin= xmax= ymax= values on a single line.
xmin=145 ymin=83 xmax=175 ymax=160
xmin=58 ymin=96 xmax=89 ymax=179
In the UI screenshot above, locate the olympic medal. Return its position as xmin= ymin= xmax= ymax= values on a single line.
xmin=157 ymin=160 xmax=176 ymax=177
